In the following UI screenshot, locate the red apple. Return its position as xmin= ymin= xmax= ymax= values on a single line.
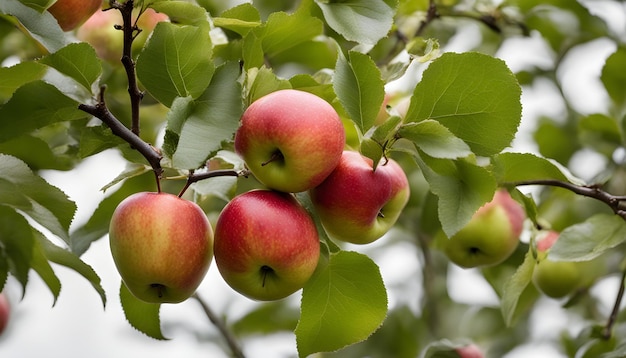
xmin=47 ymin=0 xmax=103 ymax=31
xmin=0 ymin=292 xmax=10 ymax=335
xmin=310 ymin=150 xmax=410 ymax=244
xmin=213 ymin=190 xmax=320 ymax=301
xmin=109 ymin=192 xmax=213 ymax=303
xmin=456 ymin=344 xmax=485 ymax=358
xmin=234 ymin=89 xmax=346 ymax=193
xmin=443 ymin=189 xmax=525 ymax=268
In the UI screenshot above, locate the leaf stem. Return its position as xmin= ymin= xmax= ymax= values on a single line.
xmin=192 ymin=293 xmax=246 ymax=358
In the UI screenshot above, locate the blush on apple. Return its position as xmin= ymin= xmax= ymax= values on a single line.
xmin=47 ymin=0 xmax=103 ymax=31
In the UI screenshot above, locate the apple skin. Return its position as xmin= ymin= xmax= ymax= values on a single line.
xmin=47 ymin=0 xmax=103 ymax=31
xmin=443 ymin=189 xmax=525 ymax=268
xmin=532 ymin=230 xmax=600 ymax=299
xmin=109 ymin=192 xmax=214 ymax=303
xmin=0 ymin=292 xmax=10 ymax=336
xmin=456 ymin=344 xmax=485 ymax=358
xmin=213 ymin=190 xmax=320 ymax=301
xmin=234 ymin=89 xmax=346 ymax=193
xmin=309 ymin=150 xmax=410 ymax=244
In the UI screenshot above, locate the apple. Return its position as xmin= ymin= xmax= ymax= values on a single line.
xmin=443 ymin=189 xmax=525 ymax=268
xmin=456 ymin=344 xmax=484 ymax=358
xmin=213 ymin=190 xmax=320 ymax=301
xmin=309 ymin=150 xmax=410 ymax=245
xmin=109 ymin=192 xmax=213 ymax=303
xmin=532 ymin=230 xmax=600 ymax=299
xmin=0 ymin=292 xmax=10 ymax=336
xmin=47 ymin=0 xmax=103 ymax=31
xmin=234 ymin=89 xmax=346 ymax=193
xmin=76 ymin=7 xmax=168 ymax=62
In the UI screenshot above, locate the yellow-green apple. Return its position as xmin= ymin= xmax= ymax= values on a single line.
xmin=443 ymin=189 xmax=525 ymax=268
xmin=47 ymin=0 xmax=103 ymax=31
xmin=0 ymin=292 xmax=9 ymax=335
xmin=532 ymin=230 xmax=600 ymax=299
xmin=309 ymin=150 xmax=410 ymax=244
xmin=76 ymin=7 xmax=168 ymax=62
xmin=456 ymin=344 xmax=485 ymax=358
xmin=234 ymin=89 xmax=345 ymax=193
xmin=213 ymin=190 xmax=320 ymax=301
xmin=109 ymin=192 xmax=213 ymax=303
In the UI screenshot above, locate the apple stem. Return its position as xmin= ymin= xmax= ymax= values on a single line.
xmin=150 ymin=283 xmax=165 ymax=298
xmin=261 ymin=150 xmax=284 ymax=166
xmin=192 ymin=293 xmax=246 ymax=358
xmin=260 ymin=266 xmax=273 ymax=287
xmin=177 ymin=169 xmax=251 ymax=197
xmin=378 ymin=210 xmax=385 ymax=218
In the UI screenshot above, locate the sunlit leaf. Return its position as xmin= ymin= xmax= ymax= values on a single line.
xmin=398 ymin=120 xmax=472 ymax=159
xmin=39 ymin=42 xmax=102 ymax=93
xmin=0 ymin=62 xmax=47 ymax=102
xmin=296 ymin=251 xmax=387 ymax=357
xmin=0 ymin=0 xmax=69 ymax=52
xmin=491 ymin=152 xmax=585 ymax=185
xmin=149 ymin=1 xmax=209 ymax=27
xmin=500 ymin=251 xmax=539 ymax=326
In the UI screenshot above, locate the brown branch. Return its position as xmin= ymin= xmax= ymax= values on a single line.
xmin=416 ymin=0 xmax=439 ymax=36
xmin=192 ymin=293 xmax=246 ymax=358
xmin=602 ymin=269 xmax=626 ymax=339
xmin=178 ymin=169 xmax=250 ymax=197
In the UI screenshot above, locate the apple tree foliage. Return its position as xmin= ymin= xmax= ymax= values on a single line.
xmin=1 ymin=0 xmax=626 ymax=357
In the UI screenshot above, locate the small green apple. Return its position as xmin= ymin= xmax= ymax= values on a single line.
xmin=109 ymin=192 xmax=214 ymax=303
xmin=213 ymin=190 xmax=320 ymax=301
xmin=443 ymin=189 xmax=525 ymax=268
xmin=310 ymin=150 xmax=410 ymax=244
xmin=47 ymin=0 xmax=103 ymax=31
xmin=0 ymin=292 xmax=10 ymax=336
xmin=532 ymin=230 xmax=601 ymax=299
xmin=234 ymin=89 xmax=346 ymax=193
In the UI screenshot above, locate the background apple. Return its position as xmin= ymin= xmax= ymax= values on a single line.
xmin=310 ymin=150 xmax=410 ymax=244
xmin=0 ymin=292 xmax=10 ymax=336
xmin=47 ymin=0 xmax=103 ymax=31
xmin=443 ymin=189 xmax=525 ymax=268
xmin=213 ymin=190 xmax=320 ymax=301
xmin=532 ymin=230 xmax=601 ymax=299
xmin=76 ymin=7 xmax=168 ymax=62
xmin=234 ymin=89 xmax=346 ymax=193
xmin=456 ymin=343 xmax=485 ymax=358
xmin=109 ymin=192 xmax=213 ymax=303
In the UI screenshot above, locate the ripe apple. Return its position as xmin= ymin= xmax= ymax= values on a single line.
xmin=532 ymin=230 xmax=600 ymax=299
xmin=213 ymin=190 xmax=320 ymax=301
xmin=76 ymin=7 xmax=168 ymax=62
xmin=309 ymin=150 xmax=410 ymax=244
xmin=0 ymin=292 xmax=10 ymax=335
xmin=456 ymin=344 xmax=485 ymax=358
xmin=47 ymin=0 xmax=103 ymax=31
xmin=234 ymin=89 xmax=346 ymax=193
xmin=109 ymin=192 xmax=213 ymax=303
xmin=443 ymin=189 xmax=525 ymax=268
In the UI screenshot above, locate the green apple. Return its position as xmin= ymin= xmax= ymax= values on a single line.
xmin=443 ymin=189 xmax=525 ymax=268
xmin=532 ymin=230 xmax=600 ymax=299
xmin=0 ymin=292 xmax=10 ymax=335
xmin=309 ymin=150 xmax=410 ymax=244
xmin=234 ymin=89 xmax=346 ymax=193
xmin=213 ymin=190 xmax=320 ymax=301
xmin=47 ymin=0 xmax=103 ymax=31
xmin=456 ymin=344 xmax=484 ymax=358
xmin=109 ymin=192 xmax=214 ymax=303
xmin=76 ymin=7 xmax=168 ymax=62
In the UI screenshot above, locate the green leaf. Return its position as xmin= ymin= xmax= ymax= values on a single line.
xmin=500 ymin=250 xmax=538 ymax=326
xmin=359 ymin=137 xmax=384 ymax=169
xmin=0 ymin=134 xmax=74 ymax=170
xmin=405 ymin=52 xmax=522 ymax=156
xmin=79 ymin=125 xmax=127 ymax=158
xmin=414 ymin=153 xmax=497 ymax=237
xmin=549 ymin=214 xmax=626 ymax=262
xmin=0 ymin=81 xmax=87 ymax=143
xmin=245 ymin=66 xmax=292 ymax=105
xmin=0 ymin=154 xmax=76 ymax=244
xmin=39 ymin=234 xmax=106 ymax=307
xmin=19 ymin=0 xmax=54 ymax=12
xmin=39 ymin=43 xmax=102 ymax=93
xmin=398 ymin=120 xmax=472 ymax=159
xmin=120 ymin=281 xmax=167 ymax=340
xmin=213 ymin=3 xmax=260 ymax=36
xmin=315 ymin=0 xmax=396 ymax=45
xmin=296 ymin=251 xmax=387 ymax=357
xmin=334 ymin=50 xmax=385 ymax=134
xmin=601 ymin=46 xmax=626 ymax=107
xmin=369 ymin=115 xmax=402 ymax=145
xmin=165 ymin=62 xmax=243 ymax=169
xmin=136 ymin=22 xmax=214 ymax=107
xmin=29 ymin=231 xmax=61 ymax=305
xmin=149 ymin=1 xmax=209 ymax=27
xmin=0 ymin=0 xmax=70 ymax=52
xmin=0 ymin=205 xmax=36 ymax=290
xmin=578 ymin=114 xmax=622 ymax=157
xmin=491 ymin=152 xmax=584 ymax=185
xmin=0 ymin=62 xmax=47 ymax=102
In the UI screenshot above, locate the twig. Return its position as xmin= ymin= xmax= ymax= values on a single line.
xmin=192 ymin=293 xmax=246 ymax=358
xmin=178 ymin=169 xmax=250 ymax=198
xmin=416 ymin=0 xmax=439 ymax=36
xmin=602 ymin=269 xmax=626 ymax=339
